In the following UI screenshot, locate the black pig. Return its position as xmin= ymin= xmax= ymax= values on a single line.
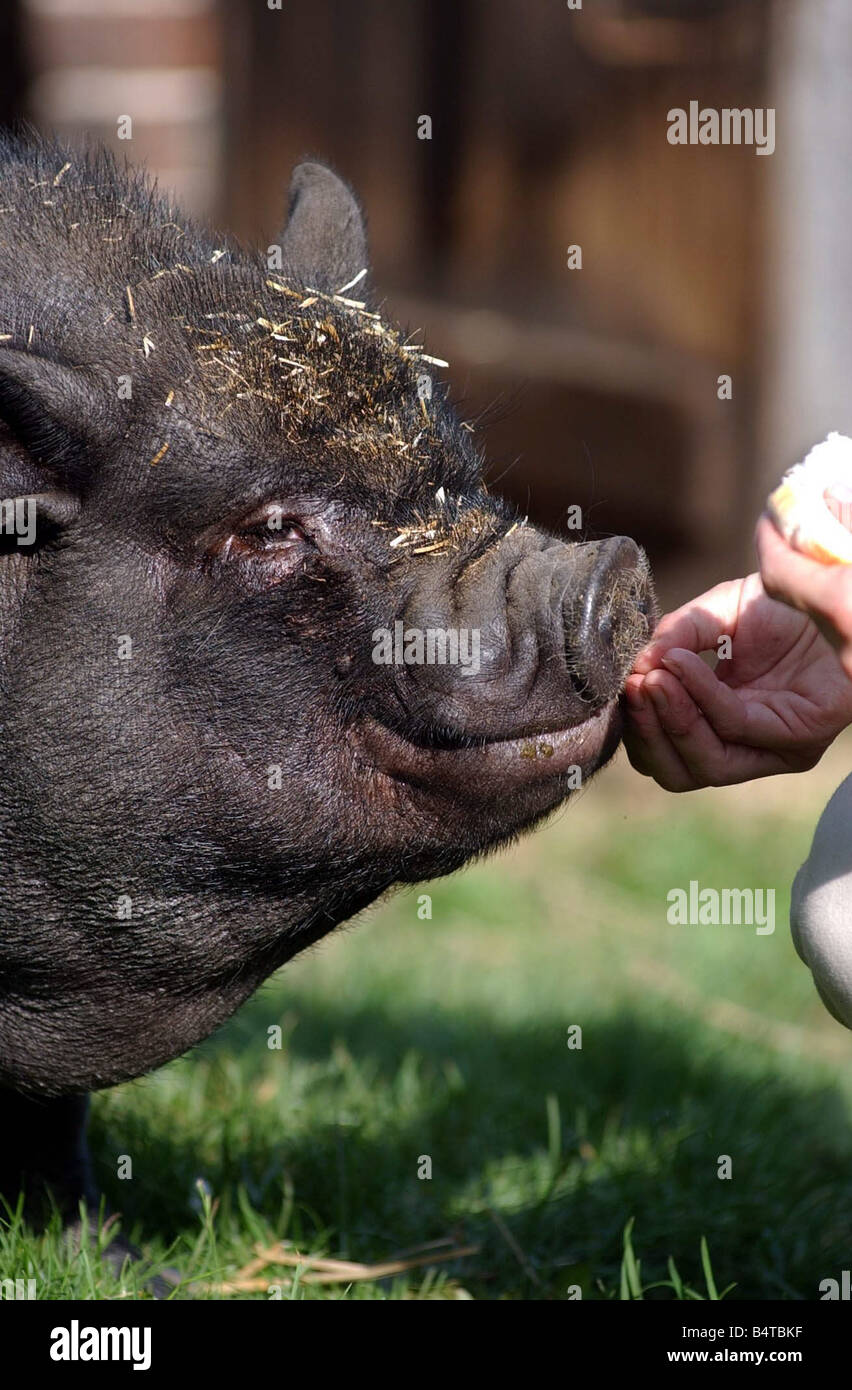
xmin=0 ymin=135 xmax=654 ymax=1259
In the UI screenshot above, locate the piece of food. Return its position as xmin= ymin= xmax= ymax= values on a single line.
xmin=767 ymin=432 xmax=852 ymax=564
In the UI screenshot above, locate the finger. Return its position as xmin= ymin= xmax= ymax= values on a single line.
xmin=622 ymin=675 xmax=698 ymax=791
xmin=632 ymin=578 xmax=748 ymax=674
xmin=756 ymin=514 xmax=852 ymax=644
xmin=659 ymin=647 xmax=790 ymax=750
xmin=642 ymin=667 xmax=794 ymax=785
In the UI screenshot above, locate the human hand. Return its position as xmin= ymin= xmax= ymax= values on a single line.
xmin=623 ymin=570 xmax=852 ymax=790
xmin=756 ymin=512 xmax=852 ymax=679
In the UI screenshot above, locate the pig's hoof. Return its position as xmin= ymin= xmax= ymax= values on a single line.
xmin=64 ymin=1213 xmax=181 ymax=1299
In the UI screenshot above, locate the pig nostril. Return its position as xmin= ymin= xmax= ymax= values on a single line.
xmin=563 ymin=535 xmax=653 ymax=705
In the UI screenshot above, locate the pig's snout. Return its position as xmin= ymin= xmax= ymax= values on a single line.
xmin=386 ymin=527 xmax=655 ymax=744
xmin=568 ymin=536 xmax=654 ymax=706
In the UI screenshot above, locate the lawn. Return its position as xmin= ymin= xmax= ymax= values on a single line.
xmin=5 ymin=736 xmax=852 ymax=1299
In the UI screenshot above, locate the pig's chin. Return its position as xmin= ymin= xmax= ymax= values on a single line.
xmin=356 ymin=699 xmax=623 ymax=808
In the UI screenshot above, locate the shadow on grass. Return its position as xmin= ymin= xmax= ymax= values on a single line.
xmin=89 ymin=991 xmax=852 ymax=1300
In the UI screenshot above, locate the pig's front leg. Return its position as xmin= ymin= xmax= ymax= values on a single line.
xmin=0 ymin=1089 xmax=95 ymax=1219
xmin=0 ymin=1089 xmax=174 ymax=1294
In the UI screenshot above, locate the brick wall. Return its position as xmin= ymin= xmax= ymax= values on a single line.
xmin=22 ymin=0 xmax=223 ymax=218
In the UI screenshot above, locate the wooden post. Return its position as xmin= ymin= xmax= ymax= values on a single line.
xmin=760 ymin=0 xmax=852 ymax=508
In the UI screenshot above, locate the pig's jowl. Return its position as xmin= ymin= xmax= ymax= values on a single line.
xmin=0 ymin=136 xmax=654 ymax=1242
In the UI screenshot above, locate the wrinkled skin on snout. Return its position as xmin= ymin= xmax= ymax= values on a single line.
xmin=0 ymin=137 xmax=654 ymax=1228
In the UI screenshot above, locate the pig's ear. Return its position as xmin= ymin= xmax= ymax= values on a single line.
xmin=279 ymin=161 xmax=368 ymax=292
xmin=0 ymin=349 xmax=109 ymax=530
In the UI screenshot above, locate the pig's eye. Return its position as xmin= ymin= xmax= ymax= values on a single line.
xmin=226 ymin=506 xmax=310 ymax=560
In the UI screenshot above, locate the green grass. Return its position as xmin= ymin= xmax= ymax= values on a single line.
xmin=5 ymin=740 xmax=852 ymax=1299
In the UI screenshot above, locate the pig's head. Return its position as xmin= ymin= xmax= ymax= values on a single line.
xmin=0 ymin=145 xmax=654 ymax=1090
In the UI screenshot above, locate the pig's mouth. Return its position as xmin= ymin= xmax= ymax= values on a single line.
xmin=356 ymin=699 xmax=623 ymax=805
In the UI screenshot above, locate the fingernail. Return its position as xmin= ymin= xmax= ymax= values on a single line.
xmin=648 ymin=684 xmax=669 ymax=712
xmin=661 ymin=655 xmax=682 ymax=678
